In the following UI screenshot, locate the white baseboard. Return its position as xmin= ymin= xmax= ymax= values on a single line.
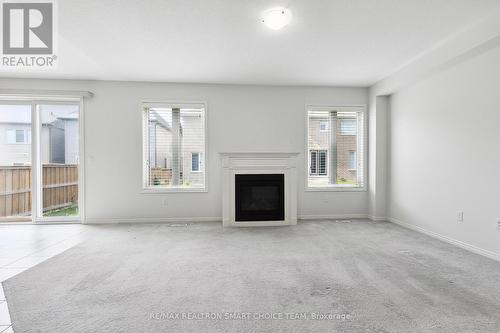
xmin=298 ymin=214 xmax=368 ymax=220
xmin=84 ymin=216 xmax=222 ymax=224
xmin=85 ymin=214 xmax=371 ymax=224
xmin=368 ymin=215 xmax=387 ymax=221
xmin=388 ymin=217 xmax=500 ymax=262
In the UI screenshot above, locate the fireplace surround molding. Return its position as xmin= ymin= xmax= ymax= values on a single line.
xmin=220 ymin=152 xmax=299 ymax=227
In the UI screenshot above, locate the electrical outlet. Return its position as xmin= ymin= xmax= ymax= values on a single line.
xmin=497 ymin=220 xmax=500 ymax=229
xmin=457 ymin=211 xmax=464 ymax=222
xmin=162 ymin=198 xmax=168 ymax=207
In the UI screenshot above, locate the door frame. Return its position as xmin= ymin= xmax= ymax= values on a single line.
xmin=0 ymin=96 xmax=85 ymax=224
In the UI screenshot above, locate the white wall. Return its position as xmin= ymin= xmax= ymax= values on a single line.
xmin=387 ymin=44 xmax=500 ymax=257
xmin=368 ymin=95 xmax=388 ymax=220
xmin=0 ymin=78 xmax=368 ymax=222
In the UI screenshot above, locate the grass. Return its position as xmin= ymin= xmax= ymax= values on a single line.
xmin=336 ymin=178 xmax=356 ymax=185
xmin=44 ymin=204 xmax=79 ymax=217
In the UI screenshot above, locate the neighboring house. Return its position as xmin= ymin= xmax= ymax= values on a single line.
xmin=0 ymin=109 xmax=79 ymax=166
xmin=308 ymin=113 xmax=358 ymax=185
xmin=148 ymin=109 xmax=204 ymax=186
xmin=54 ymin=111 xmax=80 ymax=164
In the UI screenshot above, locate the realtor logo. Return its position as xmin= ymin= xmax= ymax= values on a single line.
xmin=3 ymin=2 xmax=53 ymax=54
xmin=1 ymin=1 xmax=56 ymax=68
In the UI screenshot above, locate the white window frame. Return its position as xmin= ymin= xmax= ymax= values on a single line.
xmin=141 ymin=100 xmax=208 ymax=193
xmin=305 ymin=105 xmax=367 ymax=192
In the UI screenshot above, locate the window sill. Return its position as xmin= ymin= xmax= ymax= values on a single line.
xmin=34 ymin=217 xmax=82 ymax=224
xmin=142 ymin=187 xmax=207 ymax=193
xmin=306 ymin=186 xmax=366 ymax=192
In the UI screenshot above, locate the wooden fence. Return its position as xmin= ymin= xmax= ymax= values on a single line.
xmin=0 ymin=164 xmax=78 ymax=218
xmin=42 ymin=164 xmax=78 ymax=212
xmin=150 ymin=167 xmax=172 ymax=185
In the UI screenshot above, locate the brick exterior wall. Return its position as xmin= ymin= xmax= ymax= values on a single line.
xmin=308 ymin=116 xmax=357 ymax=184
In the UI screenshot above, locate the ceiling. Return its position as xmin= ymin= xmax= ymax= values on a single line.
xmin=2 ymin=0 xmax=500 ymax=86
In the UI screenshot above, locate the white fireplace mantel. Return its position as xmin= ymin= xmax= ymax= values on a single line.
xmin=220 ymin=152 xmax=299 ymax=227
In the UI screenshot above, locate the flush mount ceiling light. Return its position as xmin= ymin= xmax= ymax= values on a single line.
xmin=261 ymin=7 xmax=292 ymax=30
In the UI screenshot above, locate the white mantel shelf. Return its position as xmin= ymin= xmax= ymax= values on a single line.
xmin=220 ymin=152 xmax=299 ymax=227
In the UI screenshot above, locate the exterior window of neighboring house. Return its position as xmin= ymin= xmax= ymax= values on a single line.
xmin=15 ymin=129 xmax=24 ymax=143
xmin=310 ymin=150 xmax=318 ymax=175
xmin=143 ymin=102 xmax=206 ymax=191
xmin=309 ymin=150 xmax=327 ymax=176
xmin=348 ymin=151 xmax=357 ymax=170
xmin=318 ymin=150 xmax=327 ymax=175
xmin=6 ymin=129 xmax=30 ymax=144
xmin=307 ymin=107 xmax=365 ymax=189
xmin=191 ymin=152 xmax=202 ymax=172
xmin=319 ymin=121 xmax=328 ymax=132
xmin=340 ymin=119 xmax=357 ymax=135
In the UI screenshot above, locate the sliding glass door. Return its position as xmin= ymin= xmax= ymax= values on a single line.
xmin=38 ymin=103 xmax=80 ymax=219
xmin=0 ymin=99 xmax=82 ymax=223
xmin=0 ymin=103 xmax=33 ymax=222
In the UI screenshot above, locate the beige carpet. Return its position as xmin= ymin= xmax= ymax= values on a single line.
xmin=4 ymin=221 xmax=500 ymax=332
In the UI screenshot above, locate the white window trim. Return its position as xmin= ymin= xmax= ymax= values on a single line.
xmin=305 ymin=104 xmax=367 ymax=192
xmin=141 ymin=100 xmax=208 ymax=193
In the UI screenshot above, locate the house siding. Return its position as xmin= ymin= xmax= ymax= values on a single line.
xmin=308 ymin=116 xmax=358 ymax=184
xmin=0 ymin=123 xmax=32 ymax=166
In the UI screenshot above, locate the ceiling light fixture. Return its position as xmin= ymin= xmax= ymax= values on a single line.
xmin=261 ymin=7 xmax=292 ymax=30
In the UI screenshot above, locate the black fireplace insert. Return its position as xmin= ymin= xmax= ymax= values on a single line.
xmin=235 ymin=174 xmax=285 ymax=222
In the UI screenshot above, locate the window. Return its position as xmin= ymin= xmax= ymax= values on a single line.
xmin=309 ymin=150 xmax=327 ymax=176
xmin=143 ymin=102 xmax=206 ymax=191
xmin=310 ymin=150 xmax=317 ymax=175
xmin=318 ymin=150 xmax=327 ymax=175
xmin=307 ymin=106 xmax=365 ymax=189
xmin=6 ymin=129 xmax=30 ymax=144
xmin=348 ymin=151 xmax=357 ymax=170
xmin=191 ymin=152 xmax=202 ymax=172
xmin=319 ymin=121 xmax=328 ymax=132
xmin=15 ymin=129 xmax=24 ymax=143
xmin=340 ymin=119 xmax=357 ymax=135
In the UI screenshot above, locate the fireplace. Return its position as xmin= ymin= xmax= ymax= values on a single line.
xmin=220 ymin=152 xmax=298 ymax=227
xmin=235 ymin=174 xmax=285 ymax=222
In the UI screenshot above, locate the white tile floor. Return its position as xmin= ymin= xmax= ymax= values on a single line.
xmin=0 ymin=223 xmax=89 ymax=333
